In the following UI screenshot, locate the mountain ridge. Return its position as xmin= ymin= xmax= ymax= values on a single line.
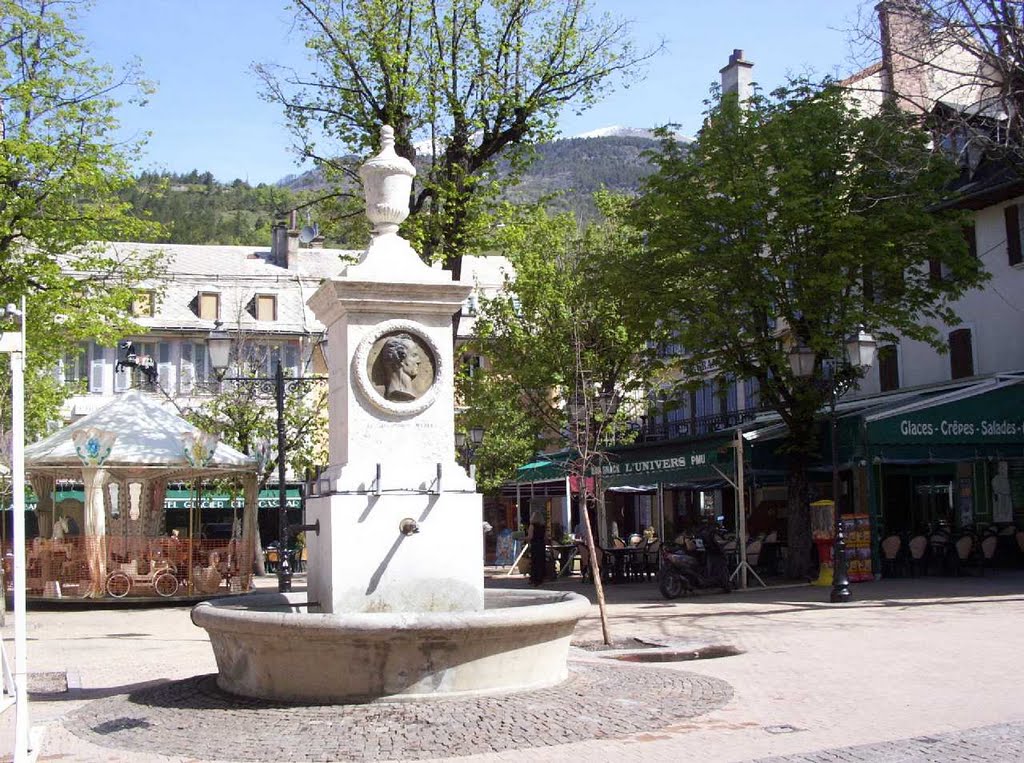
xmin=279 ymin=130 xmax=689 ymax=218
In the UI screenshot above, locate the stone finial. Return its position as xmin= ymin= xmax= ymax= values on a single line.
xmin=358 ymin=124 xmax=417 ymax=237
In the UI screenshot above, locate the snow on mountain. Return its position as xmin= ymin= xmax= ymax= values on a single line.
xmin=570 ymin=125 xmax=657 ymax=140
xmin=569 ymin=125 xmax=691 ymax=142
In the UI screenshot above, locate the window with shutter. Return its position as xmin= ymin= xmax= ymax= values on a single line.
xmin=878 ymin=345 xmax=899 ymax=392
xmin=90 ymin=344 xmax=106 ymax=393
xmin=949 ymin=329 xmax=974 ymax=379
xmin=63 ymin=342 xmax=89 ymax=388
xmin=198 ymin=292 xmax=220 ymax=320
xmin=132 ymin=291 xmax=155 ymax=317
xmin=744 ymin=377 xmax=761 ymax=409
xmin=1005 ymin=204 xmax=1022 ymax=266
xmin=255 ymin=294 xmax=277 ymax=321
xmin=963 ymin=223 xmax=977 ymax=259
xmin=158 ymin=342 xmax=173 ymax=389
xmin=284 ymin=342 xmax=299 ymax=375
xmin=194 ymin=343 xmax=210 ymax=384
xmin=179 ymin=342 xmax=194 ymax=394
xmin=113 ymin=341 xmax=131 ymax=391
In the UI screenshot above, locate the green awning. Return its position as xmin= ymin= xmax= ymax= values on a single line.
xmin=514 ymin=453 xmax=571 ymax=484
xmin=598 ymin=435 xmax=735 ymax=487
xmin=865 ymin=378 xmax=1024 ymax=447
xmin=513 ymin=432 xmax=737 ymax=489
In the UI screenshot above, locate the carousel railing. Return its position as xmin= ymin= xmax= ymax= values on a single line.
xmin=3 ymin=534 xmax=253 ymax=599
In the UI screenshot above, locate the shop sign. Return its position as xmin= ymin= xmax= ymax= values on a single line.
xmin=869 ymin=384 xmax=1024 ymax=445
xmin=597 ymin=449 xmax=722 ymax=478
xmin=156 ymin=490 xmax=302 ymax=510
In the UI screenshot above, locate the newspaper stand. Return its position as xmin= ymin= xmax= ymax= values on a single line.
xmin=810 ymin=499 xmax=835 ymax=587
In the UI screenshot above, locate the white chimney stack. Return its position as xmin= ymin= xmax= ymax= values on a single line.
xmin=720 ymin=48 xmax=754 ymax=102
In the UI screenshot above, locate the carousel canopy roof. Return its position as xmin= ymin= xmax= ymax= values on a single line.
xmin=25 ymin=390 xmax=257 ymax=476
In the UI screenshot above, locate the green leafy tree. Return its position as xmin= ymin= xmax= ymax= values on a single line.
xmin=256 ymin=0 xmax=658 ymax=274
xmin=463 ymin=196 xmax=667 ymax=642
xmin=627 ymin=80 xmax=988 ymax=579
xmin=182 ymin=381 xmax=328 ymax=493
xmin=0 ymin=0 xmax=163 ymax=442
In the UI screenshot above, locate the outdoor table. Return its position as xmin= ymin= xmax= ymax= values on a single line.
xmin=547 ymin=543 xmax=577 ymax=578
xmin=601 ymin=547 xmax=631 ymax=582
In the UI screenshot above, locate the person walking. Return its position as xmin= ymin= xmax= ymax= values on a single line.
xmin=527 ymin=510 xmax=547 ymax=586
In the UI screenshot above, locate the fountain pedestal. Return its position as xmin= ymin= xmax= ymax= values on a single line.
xmin=305 ymin=274 xmax=482 ymax=614
xmin=192 ymin=125 xmax=590 ymax=703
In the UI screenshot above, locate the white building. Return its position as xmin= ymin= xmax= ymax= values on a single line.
xmin=59 ymin=228 xmax=508 ymax=420
xmin=843 ymin=1 xmax=1024 ymax=395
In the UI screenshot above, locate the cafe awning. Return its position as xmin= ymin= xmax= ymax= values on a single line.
xmin=512 ymin=432 xmax=738 ymax=490
xmin=863 ymin=374 xmax=1024 ymax=461
xmin=514 ymin=452 xmax=572 ymax=484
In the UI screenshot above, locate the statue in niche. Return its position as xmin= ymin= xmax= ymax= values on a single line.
xmin=370 ymin=332 xmax=433 ymax=401
xmin=992 ymin=460 xmax=1013 ymax=523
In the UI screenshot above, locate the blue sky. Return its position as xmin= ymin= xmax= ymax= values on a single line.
xmin=77 ymin=0 xmax=872 ymax=185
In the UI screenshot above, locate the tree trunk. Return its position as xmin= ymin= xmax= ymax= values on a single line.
xmin=784 ymin=456 xmax=813 ymax=580
xmin=579 ymin=488 xmax=612 ymax=645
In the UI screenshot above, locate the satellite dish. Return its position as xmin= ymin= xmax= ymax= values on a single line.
xmin=298 ymin=225 xmax=317 ymax=244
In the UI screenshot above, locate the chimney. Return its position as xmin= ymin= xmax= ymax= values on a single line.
xmin=271 ymin=223 xmax=288 ymax=267
xmin=270 ymin=216 xmax=301 ymax=269
xmin=720 ymin=49 xmax=754 ymax=102
xmin=877 ymin=0 xmax=928 ymax=113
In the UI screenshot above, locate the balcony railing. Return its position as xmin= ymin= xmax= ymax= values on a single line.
xmin=633 ymin=405 xmax=769 ymax=442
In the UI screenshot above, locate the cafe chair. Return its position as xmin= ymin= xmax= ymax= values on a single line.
xmin=907 ymin=535 xmax=928 ymax=576
xmin=952 ymin=535 xmax=973 ymax=576
xmin=578 ymin=544 xmax=605 ymax=583
xmin=265 ymin=546 xmax=279 ymax=573
xmin=880 ymin=535 xmax=903 ymax=578
xmin=643 ymin=539 xmax=661 ymax=580
xmin=928 ymin=531 xmax=952 ymax=575
xmin=979 ymin=534 xmax=998 ymax=575
xmin=758 ymin=532 xmax=780 ymax=576
xmin=745 ymin=538 xmax=762 ymax=568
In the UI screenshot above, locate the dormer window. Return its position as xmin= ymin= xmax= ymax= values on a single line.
xmin=252 ymin=294 xmax=277 ymax=321
xmin=196 ymin=292 xmax=220 ymax=321
xmin=132 ymin=291 xmax=155 ymax=317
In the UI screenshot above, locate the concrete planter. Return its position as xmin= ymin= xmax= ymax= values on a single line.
xmin=192 ymin=588 xmax=590 ymax=703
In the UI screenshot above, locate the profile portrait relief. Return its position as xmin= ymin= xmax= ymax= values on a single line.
xmin=369 ymin=331 xmax=435 ymax=402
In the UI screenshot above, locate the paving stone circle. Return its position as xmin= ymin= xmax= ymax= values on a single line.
xmin=62 ymin=661 xmax=732 ymax=761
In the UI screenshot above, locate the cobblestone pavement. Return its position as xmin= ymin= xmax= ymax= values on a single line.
xmin=753 ymin=721 xmax=1024 ymax=762
xmin=6 ymin=572 xmax=1024 ymax=762
xmin=60 ymin=662 xmax=730 ymax=761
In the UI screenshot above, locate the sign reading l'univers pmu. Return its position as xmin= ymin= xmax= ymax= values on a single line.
xmin=867 ymin=383 xmax=1024 ymax=445
xmin=597 ymin=452 xmax=715 ymax=476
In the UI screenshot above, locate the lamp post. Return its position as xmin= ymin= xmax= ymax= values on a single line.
xmin=207 ymin=321 xmax=324 ymax=592
xmin=455 ymin=426 xmax=484 ymax=478
xmin=788 ymin=330 xmax=876 ymax=603
xmin=1 ymin=299 xmax=30 ymax=760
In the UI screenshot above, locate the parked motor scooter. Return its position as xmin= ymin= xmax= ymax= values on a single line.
xmin=657 ymin=525 xmax=732 ymax=599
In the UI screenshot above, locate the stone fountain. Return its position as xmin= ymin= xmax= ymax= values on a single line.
xmin=192 ymin=126 xmax=590 ymax=703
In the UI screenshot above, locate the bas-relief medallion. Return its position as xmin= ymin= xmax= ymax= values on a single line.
xmin=368 ymin=331 xmax=435 ymax=401
xmin=352 ymin=319 xmax=445 ymax=416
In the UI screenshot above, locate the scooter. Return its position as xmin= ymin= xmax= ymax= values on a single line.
xmin=657 ymin=525 xmax=732 ymax=599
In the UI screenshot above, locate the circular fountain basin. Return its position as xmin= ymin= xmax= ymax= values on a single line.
xmin=191 ymin=588 xmax=591 ymax=704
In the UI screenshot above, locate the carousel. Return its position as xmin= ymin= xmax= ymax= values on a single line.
xmin=17 ymin=390 xmax=260 ymax=601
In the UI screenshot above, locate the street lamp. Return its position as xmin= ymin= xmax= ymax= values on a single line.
xmin=788 ymin=330 xmax=876 ymax=603
xmin=1 ymin=299 xmax=30 ymax=759
xmin=455 ymin=426 xmax=484 ymax=477
xmin=207 ymin=321 xmax=324 ymax=592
